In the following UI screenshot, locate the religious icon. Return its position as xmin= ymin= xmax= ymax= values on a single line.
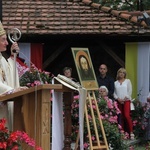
xmin=72 ymin=48 xmax=98 ymax=90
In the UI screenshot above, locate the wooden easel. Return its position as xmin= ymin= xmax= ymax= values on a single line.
xmin=75 ymin=90 xmax=109 ymax=150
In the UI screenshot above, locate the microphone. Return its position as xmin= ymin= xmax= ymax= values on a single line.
xmin=37 ymin=72 xmax=44 ymax=85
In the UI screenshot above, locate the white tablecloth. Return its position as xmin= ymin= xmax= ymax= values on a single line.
xmin=52 ymin=76 xmax=87 ymax=150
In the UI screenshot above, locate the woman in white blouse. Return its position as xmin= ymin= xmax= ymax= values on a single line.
xmin=114 ymin=68 xmax=134 ymax=140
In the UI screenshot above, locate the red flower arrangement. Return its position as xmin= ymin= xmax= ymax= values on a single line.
xmin=0 ymin=118 xmax=42 ymax=150
xmin=19 ymin=64 xmax=54 ymax=87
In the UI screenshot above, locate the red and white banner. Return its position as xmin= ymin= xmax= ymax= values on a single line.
xmin=19 ymin=43 xmax=43 ymax=70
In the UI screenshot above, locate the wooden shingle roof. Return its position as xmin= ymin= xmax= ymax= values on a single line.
xmin=2 ymin=0 xmax=150 ymax=36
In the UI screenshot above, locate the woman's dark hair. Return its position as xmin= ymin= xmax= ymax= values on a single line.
xmin=63 ymin=67 xmax=72 ymax=73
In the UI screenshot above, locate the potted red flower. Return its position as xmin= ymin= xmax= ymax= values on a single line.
xmin=0 ymin=118 xmax=42 ymax=150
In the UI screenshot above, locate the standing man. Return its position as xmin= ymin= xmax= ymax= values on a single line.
xmin=0 ymin=21 xmax=27 ymax=130
xmin=0 ymin=21 xmax=22 ymax=94
xmin=97 ymin=64 xmax=114 ymax=99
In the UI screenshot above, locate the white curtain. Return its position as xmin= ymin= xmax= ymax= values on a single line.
xmin=137 ymin=42 xmax=150 ymax=103
xmin=52 ymin=90 xmax=64 ymax=150
xmin=52 ymin=76 xmax=87 ymax=150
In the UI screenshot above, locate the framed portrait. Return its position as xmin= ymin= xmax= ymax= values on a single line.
xmin=71 ymin=48 xmax=98 ymax=90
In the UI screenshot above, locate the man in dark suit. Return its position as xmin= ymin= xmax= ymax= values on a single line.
xmin=97 ymin=64 xmax=114 ymax=100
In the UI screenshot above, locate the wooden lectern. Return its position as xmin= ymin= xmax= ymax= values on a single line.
xmin=0 ymin=84 xmax=74 ymax=150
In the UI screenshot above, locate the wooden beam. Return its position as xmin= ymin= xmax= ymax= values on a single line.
xmin=43 ymin=41 xmax=71 ymax=69
xmin=98 ymin=41 xmax=125 ymax=67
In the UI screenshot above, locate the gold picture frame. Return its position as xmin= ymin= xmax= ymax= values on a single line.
xmin=71 ymin=48 xmax=98 ymax=90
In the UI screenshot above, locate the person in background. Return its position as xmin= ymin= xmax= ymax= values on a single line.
xmin=97 ymin=64 xmax=114 ymax=100
xmin=99 ymin=85 xmax=109 ymax=99
xmin=113 ymin=67 xmax=134 ymax=140
xmin=0 ymin=21 xmax=27 ymax=130
xmin=98 ymin=86 xmax=121 ymax=124
xmin=63 ymin=67 xmax=77 ymax=82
